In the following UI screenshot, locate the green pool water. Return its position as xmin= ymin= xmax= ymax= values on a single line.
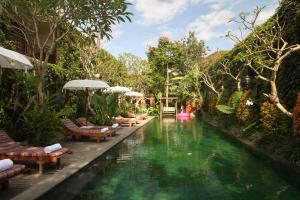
xmin=74 ymin=118 xmax=300 ymax=200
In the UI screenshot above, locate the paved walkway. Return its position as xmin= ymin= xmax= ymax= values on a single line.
xmin=1 ymin=117 xmax=154 ymax=200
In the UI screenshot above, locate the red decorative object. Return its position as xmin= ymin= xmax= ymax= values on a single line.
xmin=186 ymin=101 xmax=192 ymax=113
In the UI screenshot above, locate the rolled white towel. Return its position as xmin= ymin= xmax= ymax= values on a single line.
xmin=80 ymin=126 xmax=94 ymax=129
xmin=0 ymin=159 xmax=13 ymax=172
xmin=112 ymin=123 xmax=119 ymax=128
xmin=44 ymin=143 xmax=62 ymax=154
xmin=100 ymin=127 xmax=109 ymax=132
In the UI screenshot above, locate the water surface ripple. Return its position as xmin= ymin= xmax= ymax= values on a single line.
xmin=75 ymin=118 xmax=300 ymax=200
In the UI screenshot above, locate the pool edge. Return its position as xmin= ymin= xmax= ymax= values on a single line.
xmin=11 ymin=116 xmax=156 ymax=200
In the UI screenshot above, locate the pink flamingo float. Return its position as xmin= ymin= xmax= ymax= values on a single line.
xmin=177 ymin=105 xmax=190 ymax=121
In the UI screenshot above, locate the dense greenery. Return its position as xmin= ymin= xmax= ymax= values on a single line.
xmin=0 ymin=1 xmax=135 ymax=145
xmin=0 ymin=0 xmax=300 ymax=169
xmin=144 ymin=0 xmax=300 ymax=166
xmin=0 ymin=0 xmax=132 ymax=106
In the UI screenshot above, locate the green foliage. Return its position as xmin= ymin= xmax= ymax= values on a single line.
xmin=260 ymin=102 xmax=290 ymax=135
xmin=216 ymin=105 xmax=235 ymax=114
xmin=229 ymin=91 xmax=243 ymax=108
xmin=21 ymin=97 xmax=61 ymax=146
xmin=118 ymin=52 xmax=149 ymax=74
xmin=94 ymin=49 xmax=128 ymax=85
xmin=236 ymin=91 xmax=254 ymax=125
xmin=215 ymin=91 xmax=242 ymax=115
xmin=119 ymin=52 xmax=149 ymax=93
xmin=91 ymin=94 xmax=119 ymax=125
xmin=119 ymin=99 xmax=132 ymax=117
xmin=0 ymin=103 xmax=8 ymax=127
xmin=242 ymin=121 xmax=259 ymax=132
xmin=146 ymin=33 xmax=207 ymax=96
xmin=217 ymin=90 xmax=230 ymax=105
xmin=1 ymin=0 xmax=132 ymax=40
xmin=147 ymin=107 xmax=159 ymax=116
xmin=0 ymin=25 xmax=14 ymax=48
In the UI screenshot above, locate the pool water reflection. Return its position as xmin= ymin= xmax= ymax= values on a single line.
xmin=74 ymin=118 xmax=300 ymax=200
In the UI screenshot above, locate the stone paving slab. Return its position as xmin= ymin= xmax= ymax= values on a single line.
xmin=0 ymin=117 xmax=154 ymax=200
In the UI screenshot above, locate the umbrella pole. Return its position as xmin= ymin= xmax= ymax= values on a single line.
xmin=86 ymin=89 xmax=96 ymax=124
xmin=85 ymin=89 xmax=88 ymax=126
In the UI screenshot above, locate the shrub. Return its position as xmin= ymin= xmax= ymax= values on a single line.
xmin=236 ymin=90 xmax=254 ymax=125
xmin=216 ymin=91 xmax=243 ymax=115
xmin=119 ymin=99 xmax=132 ymax=117
xmin=217 ymin=89 xmax=230 ymax=105
xmin=207 ymin=92 xmax=218 ymax=112
xmin=21 ymin=99 xmax=61 ymax=146
xmin=91 ymin=94 xmax=120 ymax=125
xmin=260 ymin=101 xmax=290 ymax=135
xmin=0 ymin=103 xmax=9 ymax=128
xmin=228 ymin=91 xmax=243 ymax=109
xmin=148 ymin=106 xmax=159 ymax=115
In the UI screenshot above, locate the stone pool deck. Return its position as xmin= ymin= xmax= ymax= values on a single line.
xmin=1 ymin=117 xmax=154 ymax=200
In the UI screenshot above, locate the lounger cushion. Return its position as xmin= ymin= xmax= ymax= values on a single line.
xmin=61 ymin=119 xmax=110 ymax=138
xmin=0 ymin=164 xmax=25 ymax=182
xmin=0 ymin=130 xmax=70 ymax=163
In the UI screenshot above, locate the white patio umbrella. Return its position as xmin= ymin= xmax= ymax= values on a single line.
xmin=62 ymin=80 xmax=110 ymax=124
xmin=125 ymin=91 xmax=143 ymax=97
xmin=0 ymin=47 xmax=33 ymax=71
xmin=62 ymin=79 xmax=109 ymax=91
xmin=125 ymin=91 xmax=144 ymax=112
xmin=103 ymin=86 xmax=131 ymax=93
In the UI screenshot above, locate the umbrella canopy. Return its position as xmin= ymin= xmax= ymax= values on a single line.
xmin=103 ymin=86 xmax=131 ymax=93
xmin=62 ymin=80 xmax=109 ymax=91
xmin=125 ymin=91 xmax=143 ymax=97
xmin=0 ymin=47 xmax=33 ymax=71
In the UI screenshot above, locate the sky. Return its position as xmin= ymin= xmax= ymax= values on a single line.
xmin=103 ymin=0 xmax=279 ymax=59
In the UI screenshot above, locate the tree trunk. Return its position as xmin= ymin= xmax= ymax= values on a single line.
xmin=86 ymin=91 xmax=96 ymax=115
xmin=237 ymin=78 xmax=241 ymax=91
xmin=37 ymin=80 xmax=44 ymax=106
xmin=270 ymin=80 xmax=292 ymax=118
xmin=37 ymin=51 xmax=51 ymax=106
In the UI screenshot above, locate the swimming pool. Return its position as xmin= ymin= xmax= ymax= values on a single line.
xmin=74 ymin=118 xmax=300 ymax=200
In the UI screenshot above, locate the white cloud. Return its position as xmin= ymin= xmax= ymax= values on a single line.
xmin=144 ymin=37 xmax=157 ymax=48
xmin=187 ymin=9 xmax=234 ymax=40
xmin=203 ymin=0 xmax=242 ymax=10
xmin=257 ymin=5 xmax=278 ymax=24
xmin=129 ymin=0 xmax=201 ymax=26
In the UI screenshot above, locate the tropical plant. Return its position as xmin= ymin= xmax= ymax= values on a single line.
xmin=1 ymin=0 xmax=132 ymax=105
xmin=21 ymin=96 xmax=62 ymax=146
xmin=91 ymin=94 xmax=120 ymax=125
xmin=260 ymin=101 xmax=290 ymax=135
xmin=216 ymin=91 xmax=242 ymax=114
xmin=236 ymin=90 xmax=254 ymax=125
xmin=216 ymin=105 xmax=235 ymax=114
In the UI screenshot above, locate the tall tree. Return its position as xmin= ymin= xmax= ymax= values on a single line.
xmin=181 ymin=31 xmax=207 ymax=71
xmin=118 ymin=52 xmax=148 ymax=74
xmin=118 ymin=52 xmax=149 ymax=92
xmin=227 ymin=6 xmax=300 ymax=117
xmin=0 ymin=0 xmax=132 ymax=105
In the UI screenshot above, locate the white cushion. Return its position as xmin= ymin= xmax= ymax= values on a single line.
xmin=101 ymin=127 xmax=109 ymax=132
xmin=44 ymin=143 xmax=62 ymax=154
xmin=112 ymin=123 xmax=119 ymax=128
xmin=0 ymin=159 xmax=13 ymax=172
